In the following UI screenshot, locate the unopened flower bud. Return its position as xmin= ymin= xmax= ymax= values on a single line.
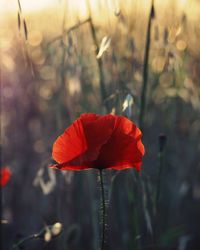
xmin=51 ymin=222 xmax=62 ymax=236
xmin=159 ymin=134 xmax=167 ymax=152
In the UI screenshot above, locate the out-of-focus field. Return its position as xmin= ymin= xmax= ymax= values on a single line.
xmin=1 ymin=0 xmax=200 ymax=249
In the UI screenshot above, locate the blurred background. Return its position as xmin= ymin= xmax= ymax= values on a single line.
xmin=1 ymin=0 xmax=200 ymax=249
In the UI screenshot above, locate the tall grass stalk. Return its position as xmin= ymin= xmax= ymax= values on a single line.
xmin=55 ymin=7 xmax=68 ymax=250
xmin=136 ymin=1 xmax=155 ymax=237
xmin=47 ymin=18 xmax=90 ymax=46
xmin=85 ymin=0 xmax=108 ymax=112
xmin=133 ymin=2 xmax=155 ymax=244
xmin=13 ymin=233 xmax=40 ymax=249
xmin=12 ymin=224 xmax=62 ymax=249
xmin=139 ymin=0 xmax=155 ymax=131
xmin=154 ymin=134 xmax=167 ymax=241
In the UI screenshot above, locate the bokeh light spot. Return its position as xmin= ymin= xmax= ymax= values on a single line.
xmin=176 ymin=40 xmax=187 ymax=51
xmin=28 ymin=30 xmax=43 ymax=47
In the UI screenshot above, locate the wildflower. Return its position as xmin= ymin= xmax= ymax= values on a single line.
xmin=0 ymin=167 xmax=11 ymax=187
xmin=51 ymin=113 xmax=145 ymax=171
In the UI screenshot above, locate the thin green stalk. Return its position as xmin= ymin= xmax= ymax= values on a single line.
xmin=13 ymin=233 xmax=40 ymax=249
xmin=12 ymin=227 xmax=47 ymax=249
xmin=99 ymin=170 xmax=106 ymax=250
xmin=139 ymin=0 xmax=155 ymax=131
xmin=47 ymin=18 xmax=90 ymax=46
xmin=12 ymin=224 xmax=62 ymax=249
xmin=55 ymin=6 xmax=68 ymax=250
xmin=153 ymin=154 xmax=164 ymax=243
xmin=154 ymin=134 xmax=167 ymax=241
xmin=155 ymin=152 xmax=164 ymax=212
xmin=137 ymin=1 xmax=155 ymax=239
xmin=85 ymin=0 xmax=108 ymax=112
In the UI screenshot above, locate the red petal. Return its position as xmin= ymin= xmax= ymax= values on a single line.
xmin=51 ymin=114 xmax=145 ymax=171
xmin=52 ymin=114 xmax=116 ymax=170
xmin=94 ymin=116 xmax=145 ymax=170
xmin=80 ymin=113 xmax=115 ymax=161
xmin=52 ymin=118 xmax=87 ymax=163
xmin=0 ymin=167 xmax=11 ymax=187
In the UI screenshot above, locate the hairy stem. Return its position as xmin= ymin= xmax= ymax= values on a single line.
xmin=99 ymin=170 xmax=106 ymax=250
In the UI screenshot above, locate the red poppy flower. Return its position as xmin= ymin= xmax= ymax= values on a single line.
xmin=51 ymin=113 xmax=145 ymax=171
xmin=0 ymin=167 xmax=11 ymax=187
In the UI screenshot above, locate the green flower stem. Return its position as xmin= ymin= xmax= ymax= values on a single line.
xmin=99 ymin=170 xmax=106 ymax=250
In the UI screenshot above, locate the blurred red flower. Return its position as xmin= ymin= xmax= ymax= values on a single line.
xmin=0 ymin=167 xmax=11 ymax=187
xmin=51 ymin=113 xmax=145 ymax=171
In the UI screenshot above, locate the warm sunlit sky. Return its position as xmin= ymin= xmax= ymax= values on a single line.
xmin=0 ymin=0 xmax=199 ymax=24
xmin=0 ymin=0 xmax=89 ymax=17
xmin=0 ymin=0 xmax=57 ymax=13
xmin=0 ymin=0 xmax=194 ymax=14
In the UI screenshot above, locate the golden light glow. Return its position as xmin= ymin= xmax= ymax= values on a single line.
xmin=0 ymin=0 xmax=57 ymax=13
xmin=28 ymin=30 xmax=43 ymax=47
xmin=176 ymin=40 xmax=187 ymax=51
xmin=68 ymin=0 xmax=88 ymax=18
xmin=0 ymin=0 xmax=200 ymax=22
